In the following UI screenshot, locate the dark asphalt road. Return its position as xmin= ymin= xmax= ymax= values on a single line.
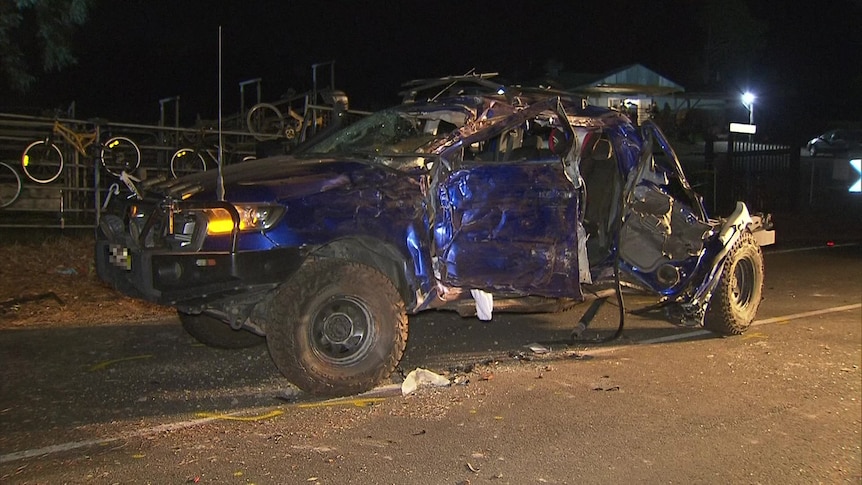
xmin=1 ymin=243 xmax=860 ymax=484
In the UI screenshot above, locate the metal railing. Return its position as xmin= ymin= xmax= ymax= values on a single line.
xmin=0 ymin=105 xmax=357 ymax=228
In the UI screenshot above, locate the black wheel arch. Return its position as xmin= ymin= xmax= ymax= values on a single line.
xmin=310 ymin=236 xmax=421 ymax=310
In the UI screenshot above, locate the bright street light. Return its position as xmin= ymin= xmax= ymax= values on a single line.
xmin=741 ymin=91 xmax=755 ymax=125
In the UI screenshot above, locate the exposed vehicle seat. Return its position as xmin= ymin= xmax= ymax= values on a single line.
xmin=581 ymin=136 xmax=620 ymax=265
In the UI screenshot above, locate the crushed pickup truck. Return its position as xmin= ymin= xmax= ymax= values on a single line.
xmin=96 ymin=74 xmax=775 ymax=396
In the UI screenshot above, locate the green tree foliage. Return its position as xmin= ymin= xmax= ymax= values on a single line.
xmin=0 ymin=0 xmax=92 ymax=93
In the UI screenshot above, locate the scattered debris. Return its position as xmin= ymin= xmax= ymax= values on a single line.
xmin=466 ymin=462 xmax=480 ymax=473
xmin=452 ymin=374 xmax=470 ymax=386
xmin=592 ymin=375 xmax=621 ymax=391
xmin=592 ymin=385 xmax=621 ymax=392
xmin=0 ymin=292 xmax=65 ymax=312
xmin=401 ymin=367 xmax=451 ymax=395
xmin=508 ymin=350 xmax=531 ymax=361
xmin=525 ymin=342 xmax=550 ymax=354
xmin=537 ymin=365 xmax=555 ymax=379
xmin=275 ymin=388 xmax=302 ymax=403
xmin=450 ymin=363 xmax=475 ymax=374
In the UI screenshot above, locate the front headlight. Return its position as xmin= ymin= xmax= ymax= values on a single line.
xmin=204 ymin=204 xmax=285 ymax=235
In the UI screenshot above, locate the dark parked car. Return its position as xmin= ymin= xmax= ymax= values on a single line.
xmin=96 ymin=75 xmax=774 ymax=396
xmin=807 ymin=129 xmax=862 ymax=157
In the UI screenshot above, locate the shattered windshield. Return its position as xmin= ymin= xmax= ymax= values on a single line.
xmin=305 ymin=108 xmax=468 ymax=156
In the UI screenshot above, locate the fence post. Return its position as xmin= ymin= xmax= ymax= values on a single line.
xmin=789 ymin=140 xmax=802 ymax=211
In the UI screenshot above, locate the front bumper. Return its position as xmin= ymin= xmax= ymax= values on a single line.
xmin=95 ymin=240 xmax=304 ymax=305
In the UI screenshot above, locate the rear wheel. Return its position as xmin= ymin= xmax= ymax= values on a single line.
xmin=704 ymin=232 xmax=764 ymax=335
xmin=247 ymin=103 xmax=284 ymax=141
xmin=265 ymin=259 xmax=408 ymax=397
xmin=101 ymin=136 xmax=141 ymax=176
xmin=170 ymin=148 xmax=206 ymax=178
xmin=179 ymin=311 xmax=265 ymax=349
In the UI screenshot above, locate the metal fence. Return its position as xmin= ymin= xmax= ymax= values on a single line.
xmin=0 ymin=103 xmax=359 ymax=229
xmin=684 ymin=135 xmax=854 ymax=217
xmin=723 ymin=135 xmax=800 ymax=213
xmin=5 ymin=112 xmax=841 ymax=230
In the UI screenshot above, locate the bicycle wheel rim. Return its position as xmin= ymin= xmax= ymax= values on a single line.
xmin=21 ymin=141 xmax=63 ymax=184
xmin=101 ymin=136 xmax=141 ymax=177
xmin=246 ymin=103 xmax=284 ymax=141
xmin=0 ymin=162 xmax=22 ymax=208
xmin=170 ymin=149 xmax=207 ymax=178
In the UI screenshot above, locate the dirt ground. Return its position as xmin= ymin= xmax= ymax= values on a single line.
xmin=0 ymin=234 xmax=173 ymax=329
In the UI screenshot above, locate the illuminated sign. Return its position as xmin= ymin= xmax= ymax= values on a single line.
xmin=729 ymin=123 xmax=757 ymax=134
xmin=851 ymin=159 xmax=861 ymax=193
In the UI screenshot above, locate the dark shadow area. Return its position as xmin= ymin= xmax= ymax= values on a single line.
xmin=0 ymin=296 xmax=715 ymax=449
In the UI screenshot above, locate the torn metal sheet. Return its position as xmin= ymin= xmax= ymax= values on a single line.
xmin=94 ymin=75 xmax=773 ymax=396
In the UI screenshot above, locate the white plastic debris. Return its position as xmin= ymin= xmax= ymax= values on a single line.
xmin=470 ymin=289 xmax=494 ymax=321
xmin=401 ymin=367 xmax=451 ymax=396
xmin=577 ymin=221 xmax=592 ymax=284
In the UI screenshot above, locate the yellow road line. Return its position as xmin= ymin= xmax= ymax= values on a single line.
xmin=88 ymin=354 xmax=154 ymax=372
xmin=194 ymin=410 xmax=284 ymax=421
xmin=753 ymin=303 xmax=861 ymax=326
xmin=296 ymin=397 xmax=386 ymax=409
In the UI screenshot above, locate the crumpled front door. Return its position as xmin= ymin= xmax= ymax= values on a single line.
xmin=434 ymin=161 xmax=582 ymax=298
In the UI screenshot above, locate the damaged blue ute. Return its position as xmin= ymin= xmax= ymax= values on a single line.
xmin=96 ymin=75 xmax=775 ymax=396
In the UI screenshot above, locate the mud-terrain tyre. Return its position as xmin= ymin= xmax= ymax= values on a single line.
xmin=265 ymin=259 xmax=408 ymax=397
xmin=704 ymin=231 xmax=764 ymax=335
xmin=179 ymin=311 xmax=265 ymax=349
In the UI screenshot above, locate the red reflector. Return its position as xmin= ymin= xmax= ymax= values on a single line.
xmin=826 ymin=241 xmax=835 ymax=247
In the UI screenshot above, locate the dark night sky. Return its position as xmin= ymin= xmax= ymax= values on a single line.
xmin=3 ymin=0 xmax=861 ymax=135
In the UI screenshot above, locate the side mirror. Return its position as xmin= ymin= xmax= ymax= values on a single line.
xmin=549 ymin=128 xmax=572 ymax=156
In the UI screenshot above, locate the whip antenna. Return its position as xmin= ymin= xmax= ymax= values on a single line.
xmin=217 ymin=26 xmax=225 ymax=201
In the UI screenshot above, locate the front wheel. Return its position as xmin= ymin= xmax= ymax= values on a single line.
xmin=265 ymin=259 xmax=408 ymax=397
xmin=101 ymin=136 xmax=141 ymax=177
xmin=21 ymin=140 xmax=63 ymax=183
xmin=179 ymin=311 xmax=265 ymax=349
xmin=704 ymin=231 xmax=764 ymax=335
xmin=0 ymin=161 xmax=22 ymax=208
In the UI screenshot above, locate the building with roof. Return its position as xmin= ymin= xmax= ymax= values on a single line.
xmin=543 ymin=63 xmax=738 ymax=139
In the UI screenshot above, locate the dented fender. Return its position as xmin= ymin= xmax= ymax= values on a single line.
xmin=682 ymin=201 xmax=756 ymax=322
xmin=718 ymin=201 xmax=753 ymax=250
